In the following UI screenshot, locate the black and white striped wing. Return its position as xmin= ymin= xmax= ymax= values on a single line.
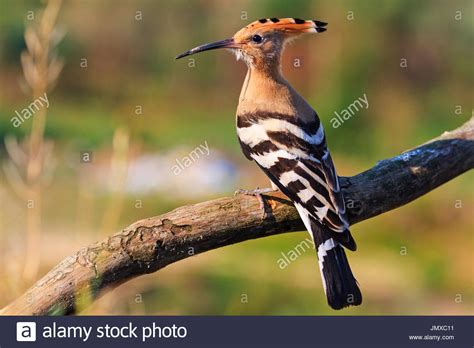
xmin=237 ymin=113 xmax=355 ymax=250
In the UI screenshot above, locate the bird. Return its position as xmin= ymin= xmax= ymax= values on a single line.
xmin=176 ymin=17 xmax=362 ymax=310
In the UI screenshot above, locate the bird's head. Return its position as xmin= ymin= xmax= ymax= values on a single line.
xmin=176 ymin=18 xmax=327 ymax=70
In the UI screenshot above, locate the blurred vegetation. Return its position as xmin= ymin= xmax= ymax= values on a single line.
xmin=0 ymin=0 xmax=472 ymax=315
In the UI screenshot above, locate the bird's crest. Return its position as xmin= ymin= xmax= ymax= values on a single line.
xmin=241 ymin=17 xmax=327 ymax=35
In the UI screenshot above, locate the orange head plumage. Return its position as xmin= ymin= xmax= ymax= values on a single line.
xmin=176 ymin=17 xmax=327 ymax=69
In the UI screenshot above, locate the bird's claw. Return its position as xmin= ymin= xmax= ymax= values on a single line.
xmin=234 ymin=187 xmax=278 ymax=219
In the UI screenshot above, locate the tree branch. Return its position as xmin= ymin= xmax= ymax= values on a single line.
xmin=2 ymin=118 xmax=473 ymax=315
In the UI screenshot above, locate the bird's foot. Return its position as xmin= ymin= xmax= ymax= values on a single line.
xmin=234 ymin=187 xmax=279 ymax=219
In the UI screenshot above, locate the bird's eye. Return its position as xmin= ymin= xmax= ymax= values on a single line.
xmin=251 ymin=34 xmax=263 ymax=43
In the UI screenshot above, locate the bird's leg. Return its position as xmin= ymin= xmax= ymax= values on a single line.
xmin=234 ymin=185 xmax=279 ymax=219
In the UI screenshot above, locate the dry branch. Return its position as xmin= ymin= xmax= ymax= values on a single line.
xmin=1 ymin=118 xmax=473 ymax=315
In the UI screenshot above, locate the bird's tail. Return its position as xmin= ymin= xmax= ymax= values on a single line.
xmin=311 ymin=223 xmax=362 ymax=310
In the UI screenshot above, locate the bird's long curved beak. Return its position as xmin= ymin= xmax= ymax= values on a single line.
xmin=175 ymin=38 xmax=237 ymax=59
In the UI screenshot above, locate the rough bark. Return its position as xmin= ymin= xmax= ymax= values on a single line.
xmin=1 ymin=118 xmax=473 ymax=315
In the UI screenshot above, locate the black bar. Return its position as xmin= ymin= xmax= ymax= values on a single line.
xmin=2 ymin=316 xmax=472 ymax=347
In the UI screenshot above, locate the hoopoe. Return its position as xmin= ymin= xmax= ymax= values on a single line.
xmin=177 ymin=18 xmax=362 ymax=310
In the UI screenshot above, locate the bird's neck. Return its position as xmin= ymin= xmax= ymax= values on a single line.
xmin=237 ymin=63 xmax=295 ymax=116
xmin=237 ymin=57 xmax=303 ymax=115
xmin=237 ymin=60 xmax=316 ymax=123
xmin=252 ymin=56 xmax=282 ymax=78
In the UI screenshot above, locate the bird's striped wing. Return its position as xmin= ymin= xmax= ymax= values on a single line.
xmin=237 ymin=112 xmax=355 ymax=249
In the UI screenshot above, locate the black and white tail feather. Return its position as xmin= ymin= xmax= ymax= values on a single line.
xmin=237 ymin=111 xmax=362 ymax=309
xmin=310 ymin=220 xmax=362 ymax=309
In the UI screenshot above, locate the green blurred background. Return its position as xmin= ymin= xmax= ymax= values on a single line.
xmin=0 ymin=0 xmax=472 ymax=315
